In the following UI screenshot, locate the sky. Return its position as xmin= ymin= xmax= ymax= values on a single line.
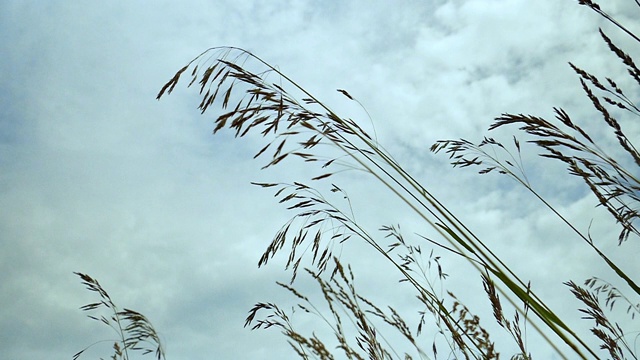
xmin=1 ymin=1 xmax=640 ymax=359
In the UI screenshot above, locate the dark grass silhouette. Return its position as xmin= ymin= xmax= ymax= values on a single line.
xmin=76 ymin=1 xmax=640 ymax=359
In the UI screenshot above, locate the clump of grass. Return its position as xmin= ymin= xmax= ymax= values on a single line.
xmin=159 ymin=41 xmax=589 ymax=357
xmin=145 ymin=0 xmax=640 ymax=358
xmin=73 ymin=272 xmax=165 ymax=360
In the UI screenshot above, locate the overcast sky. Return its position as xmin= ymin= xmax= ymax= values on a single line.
xmin=2 ymin=1 xmax=640 ymax=359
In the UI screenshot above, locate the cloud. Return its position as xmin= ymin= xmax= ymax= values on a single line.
xmin=1 ymin=1 xmax=639 ymax=359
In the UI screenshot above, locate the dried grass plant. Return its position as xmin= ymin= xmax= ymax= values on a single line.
xmin=76 ymin=1 xmax=639 ymax=359
xmin=73 ymin=273 xmax=165 ymax=360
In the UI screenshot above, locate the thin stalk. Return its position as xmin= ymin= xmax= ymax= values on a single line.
xmin=581 ymin=2 xmax=640 ymax=44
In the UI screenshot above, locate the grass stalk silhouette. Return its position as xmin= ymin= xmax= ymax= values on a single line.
xmin=73 ymin=272 xmax=165 ymax=360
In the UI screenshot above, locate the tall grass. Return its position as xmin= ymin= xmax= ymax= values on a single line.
xmin=77 ymin=1 xmax=640 ymax=359
xmin=73 ymin=273 xmax=165 ymax=360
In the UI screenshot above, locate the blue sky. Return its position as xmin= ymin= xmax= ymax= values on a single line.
xmin=1 ymin=1 xmax=640 ymax=359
